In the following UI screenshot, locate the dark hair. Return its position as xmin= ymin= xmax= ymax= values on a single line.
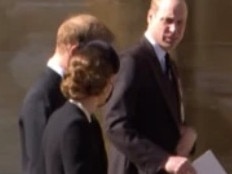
xmin=61 ymin=40 xmax=119 ymax=100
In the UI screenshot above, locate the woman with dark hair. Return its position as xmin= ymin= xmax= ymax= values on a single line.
xmin=36 ymin=40 xmax=119 ymax=174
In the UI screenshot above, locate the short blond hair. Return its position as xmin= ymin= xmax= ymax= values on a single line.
xmin=149 ymin=0 xmax=186 ymax=12
xmin=149 ymin=0 xmax=162 ymax=12
xmin=56 ymin=14 xmax=114 ymax=51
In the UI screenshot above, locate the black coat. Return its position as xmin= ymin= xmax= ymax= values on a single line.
xmin=104 ymin=38 xmax=182 ymax=174
xmin=36 ymin=101 xmax=107 ymax=174
xmin=19 ymin=67 xmax=66 ymax=174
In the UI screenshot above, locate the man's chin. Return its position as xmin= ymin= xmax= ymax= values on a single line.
xmin=162 ymin=43 xmax=176 ymax=51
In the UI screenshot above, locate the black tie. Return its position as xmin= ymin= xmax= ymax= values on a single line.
xmin=164 ymin=53 xmax=181 ymax=123
xmin=165 ymin=53 xmax=171 ymax=80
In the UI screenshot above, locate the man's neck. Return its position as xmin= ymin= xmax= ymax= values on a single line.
xmin=47 ymin=53 xmax=65 ymax=76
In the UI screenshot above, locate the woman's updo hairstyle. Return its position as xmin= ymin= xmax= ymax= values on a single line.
xmin=61 ymin=40 xmax=119 ymax=100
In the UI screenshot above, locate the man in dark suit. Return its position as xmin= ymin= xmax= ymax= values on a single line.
xmin=104 ymin=0 xmax=197 ymax=174
xmin=19 ymin=14 xmax=114 ymax=174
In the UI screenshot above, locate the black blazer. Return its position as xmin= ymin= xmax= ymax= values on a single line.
xmin=35 ymin=101 xmax=107 ymax=174
xmin=19 ymin=67 xmax=66 ymax=174
xmin=104 ymin=38 xmax=182 ymax=174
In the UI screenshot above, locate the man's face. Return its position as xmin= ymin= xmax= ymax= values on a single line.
xmin=147 ymin=0 xmax=187 ymax=51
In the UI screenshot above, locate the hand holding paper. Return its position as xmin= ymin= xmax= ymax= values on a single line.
xmin=164 ymin=156 xmax=196 ymax=174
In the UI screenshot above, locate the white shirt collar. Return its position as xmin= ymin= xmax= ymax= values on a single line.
xmin=69 ymin=99 xmax=92 ymax=123
xmin=144 ymin=32 xmax=166 ymax=72
xmin=47 ymin=57 xmax=65 ymax=77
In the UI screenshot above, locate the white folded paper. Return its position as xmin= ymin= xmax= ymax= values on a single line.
xmin=192 ymin=150 xmax=227 ymax=174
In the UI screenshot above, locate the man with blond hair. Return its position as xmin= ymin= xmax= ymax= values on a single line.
xmin=105 ymin=0 xmax=197 ymax=173
xmin=19 ymin=14 xmax=114 ymax=174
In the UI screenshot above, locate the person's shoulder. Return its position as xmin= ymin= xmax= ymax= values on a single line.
xmin=36 ymin=67 xmax=61 ymax=88
xmin=48 ymin=104 xmax=90 ymax=139
xmin=52 ymin=102 xmax=88 ymax=124
xmin=43 ymin=102 xmax=78 ymax=132
xmin=23 ymin=67 xmax=60 ymax=100
xmin=120 ymin=38 xmax=149 ymax=62
xmin=120 ymin=41 xmax=141 ymax=56
xmin=119 ymin=39 xmax=147 ymax=64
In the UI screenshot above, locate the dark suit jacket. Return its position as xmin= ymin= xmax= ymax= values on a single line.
xmin=104 ymin=38 xmax=182 ymax=174
xmin=19 ymin=67 xmax=66 ymax=174
xmin=35 ymin=101 xmax=107 ymax=174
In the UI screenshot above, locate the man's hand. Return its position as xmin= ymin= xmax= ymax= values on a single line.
xmin=176 ymin=125 xmax=197 ymax=157
xmin=164 ymin=156 xmax=196 ymax=174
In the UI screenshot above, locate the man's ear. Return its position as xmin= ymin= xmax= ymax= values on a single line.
xmin=65 ymin=44 xmax=78 ymax=67
xmin=70 ymin=44 xmax=78 ymax=56
xmin=147 ymin=9 xmax=153 ymax=24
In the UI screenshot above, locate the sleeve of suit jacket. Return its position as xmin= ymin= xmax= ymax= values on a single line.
xmin=105 ymin=55 xmax=170 ymax=173
xmin=20 ymin=95 xmax=48 ymax=172
xmin=61 ymin=121 xmax=90 ymax=174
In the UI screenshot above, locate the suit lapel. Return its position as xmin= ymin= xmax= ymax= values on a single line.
xmin=170 ymin=62 xmax=185 ymax=123
xmin=140 ymin=38 xmax=181 ymax=130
